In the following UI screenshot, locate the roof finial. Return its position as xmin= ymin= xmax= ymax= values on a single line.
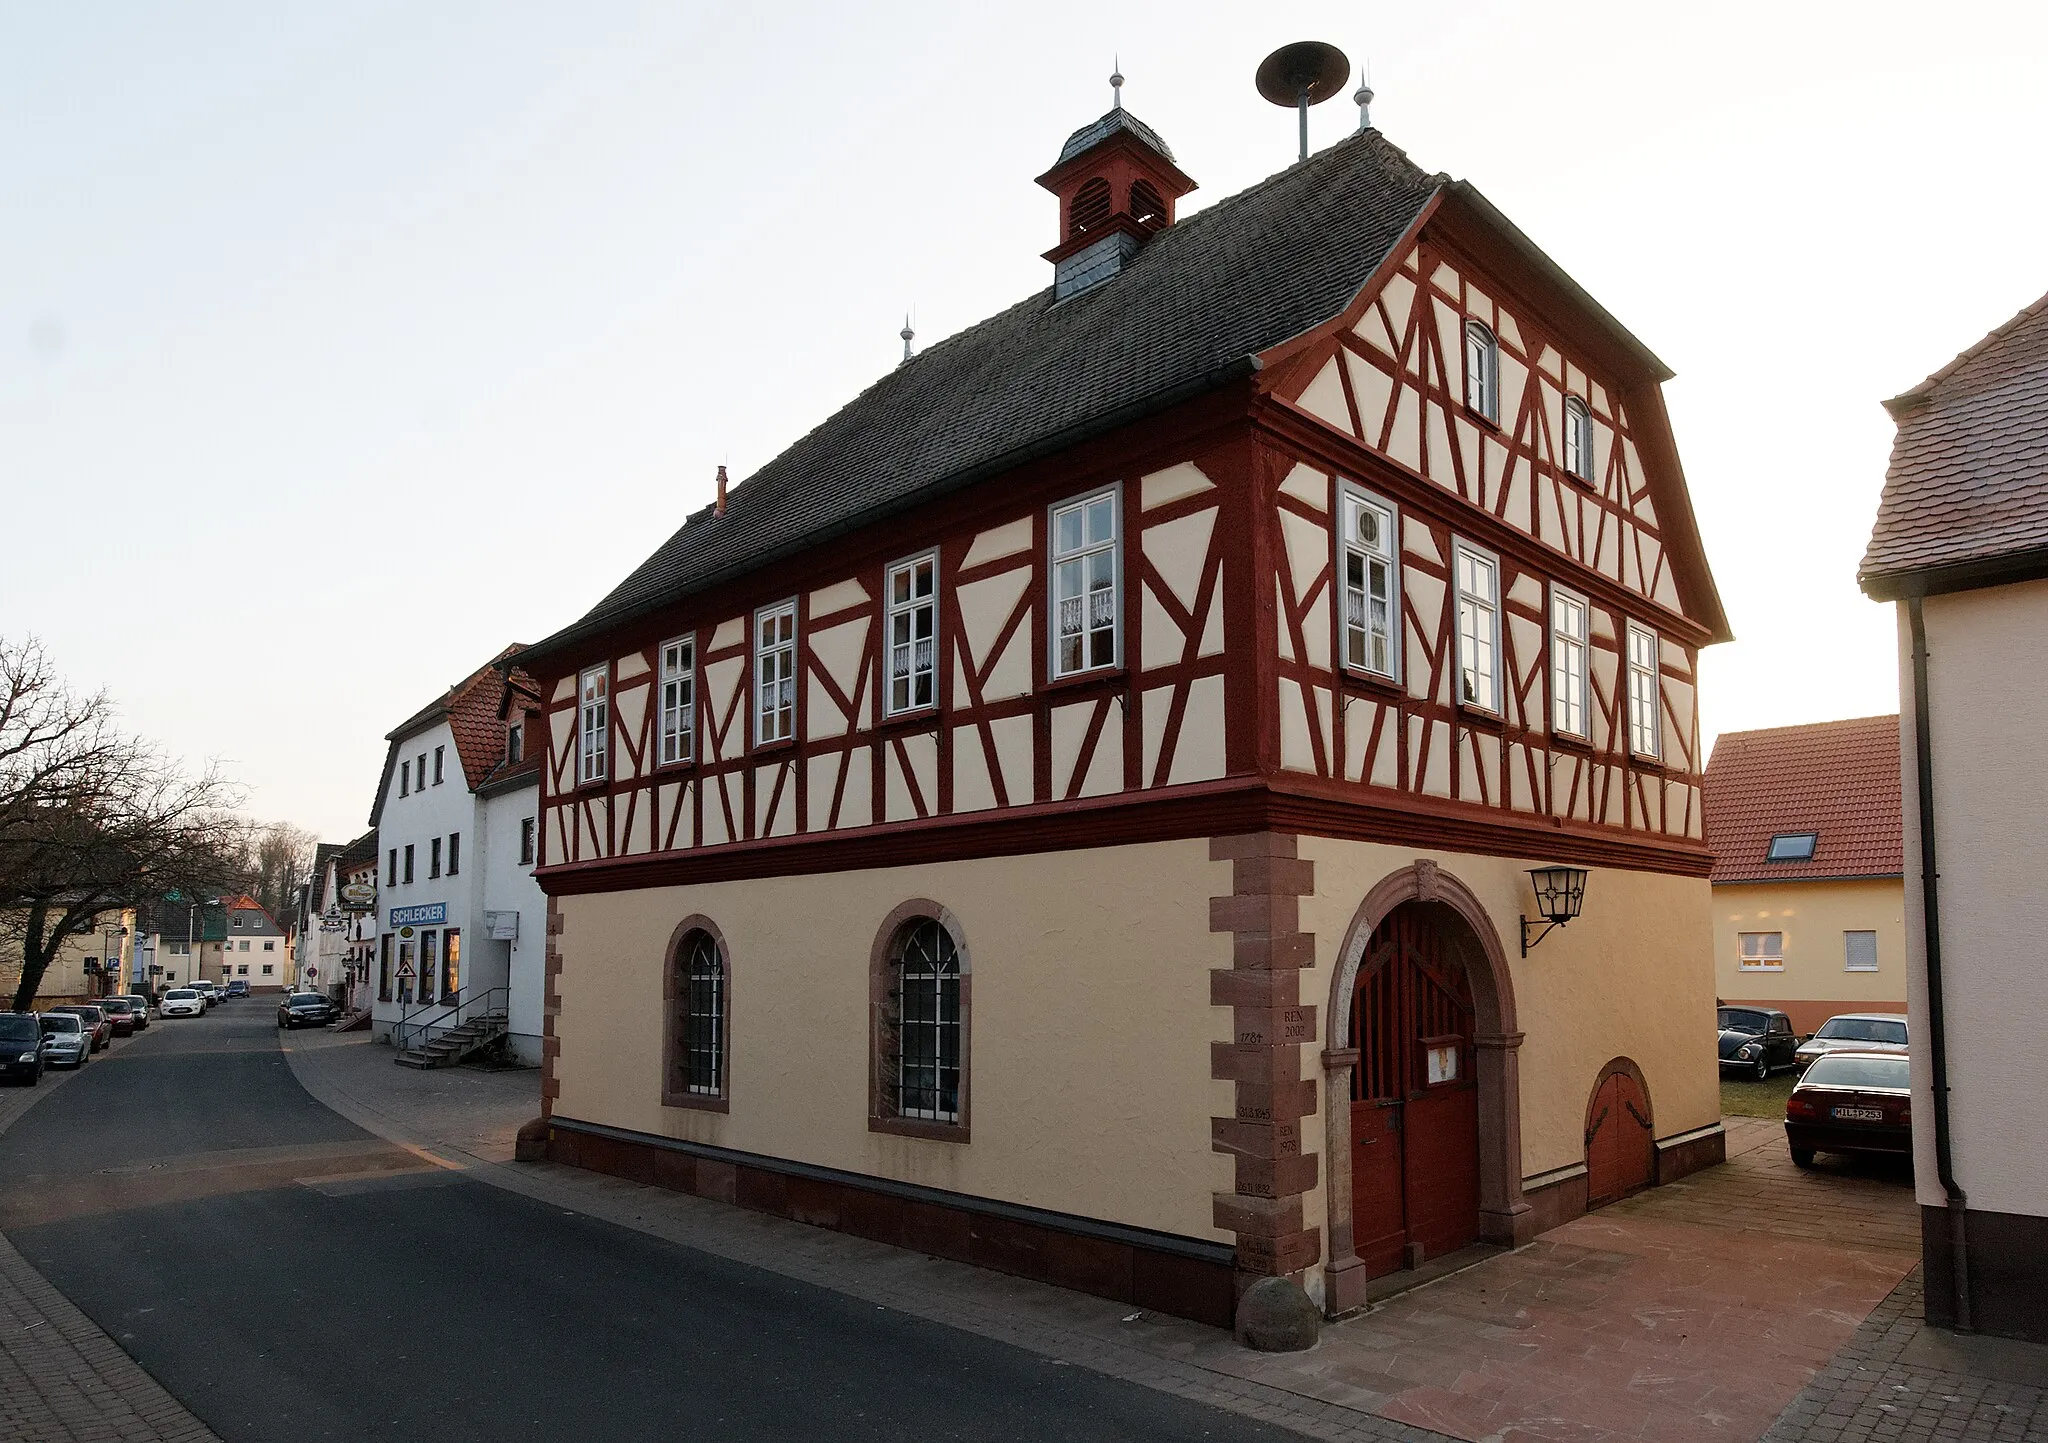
xmin=714 ymin=463 xmax=728 ymax=517
xmin=1355 ymin=62 xmax=1373 ymax=133
xmin=1110 ymin=57 xmax=1123 ymax=110
xmin=900 ymin=314 xmax=915 ymax=364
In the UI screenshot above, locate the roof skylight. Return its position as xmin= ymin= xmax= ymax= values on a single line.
xmin=1766 ymin=832 xmax=1818 ymax=862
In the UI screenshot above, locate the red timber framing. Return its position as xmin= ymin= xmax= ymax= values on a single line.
xmin=528 ymin=202 xmax=1723 ymax=1307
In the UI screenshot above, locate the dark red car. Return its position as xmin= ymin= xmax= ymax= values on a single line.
xmin=50 ymin=1005 xmax=111 ymax=1051
xmin=1785 ymin=1051 xmax=1911 ymax=1168
xmin=97 ymin=998 xmax=139 ymax=1037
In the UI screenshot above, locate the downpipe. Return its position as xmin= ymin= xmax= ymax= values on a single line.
xmin=1909 ymin=595 xmax=1971 ymax=1332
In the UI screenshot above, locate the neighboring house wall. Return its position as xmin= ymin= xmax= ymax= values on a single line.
xmin=480 ymin=778 xmax=545 ymax=1064
xmin=373 ymin=720 xmax=474 ymax=1030
xmin=1901 ymin=578 xmax=2048 ymax=1335
xmin=1713 ymin=878 xmax=1907 ymax=1033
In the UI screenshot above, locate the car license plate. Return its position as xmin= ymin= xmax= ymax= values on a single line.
xmin=1832 ymin=1106 xmax=1884 ymax=1122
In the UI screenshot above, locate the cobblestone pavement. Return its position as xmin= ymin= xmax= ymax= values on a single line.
xmin=1764 ymin=1269 xmax=2048 ymax=1442
xmin=0 ymin=1036 xmax=222 ymax=1443
xmin=283 ymin=1037 xmax=1972 ymax=1443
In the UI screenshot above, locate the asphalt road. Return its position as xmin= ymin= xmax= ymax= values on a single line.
xmin=0 ymin=1005 xmax=1297 ymax=1443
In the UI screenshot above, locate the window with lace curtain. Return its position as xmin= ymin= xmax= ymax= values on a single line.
xmin=885 ymin=554 xmax=938 ymax=714
xmin=1050 ymin=489 xmax=1119 ymax=679
xmin=754 ymin=601 xmax=797 ymax=745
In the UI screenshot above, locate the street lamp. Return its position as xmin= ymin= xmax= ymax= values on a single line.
xmin=1520 ymin=865 xmax=1589 ymax=957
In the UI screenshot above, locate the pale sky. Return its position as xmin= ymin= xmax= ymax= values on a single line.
xmin=6 ymin=1 xmax=2045 ymax=842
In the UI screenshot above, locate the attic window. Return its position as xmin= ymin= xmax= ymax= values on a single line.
xmin=1069 ymin=178 xmax=1112 ymax=238
xmin=1130 ymin=179 xmax=1166 ymax=231
xmin=1766 ymin=832 xmax=1818 ymax=862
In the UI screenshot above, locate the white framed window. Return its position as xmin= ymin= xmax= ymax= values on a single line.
xmin=1452 ymin=540 xmax=1501 ymax=713
xmin=506 ymin=721 xmax=523 ymax=763
xmin=1338 ymin=485 xmax=1399 ymax=679
xmin=1625 ymin=621 xmax=1661 ymax=759
xmin=755 ymin=601 xmax=797 ymax=744
xmin=1739 ymin=932 xmax=1784 ymax=971
xmin=885 ymin=553 xmax=939 ymax=714
xmin=1563 ymin=397 xmax=1594 ymax=482
xmin=578 ymin=665 xmax=609 ymax=784
xmin=1050 ymin=488 xmax=1119 ymax=678
xmin=658 ymin=636 xmax=695 ymax=765
xmin=1844 ymin=931 xmax=1879 ymax=972
xmin=1464 ymin=321 xmax=1499 ymax=424
xmin=1549 ymin=586 xmax=1590 ymax=738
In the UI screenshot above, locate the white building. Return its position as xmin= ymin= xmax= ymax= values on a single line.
xmin=296 ymin=831 xmax=378 ymax=1003
xmin=370 ymin=647 xmax=545 ymax=1064
xmin=1860 ymin=291 xmax=2048 ymax=1344
xmin=209 ymin=895 xmax=287 ymax=993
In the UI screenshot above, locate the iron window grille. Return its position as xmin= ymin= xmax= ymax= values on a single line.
xmin=885 ymin=554 xmax=939 ymax=714
xmin=578 ymin=666 xmax=609 ymax=783
xmin=658 ymin=637 xmax=696 ymax=764
xmin=674 ymin=931 xmax=724 ymax=1096
xmin=885 ymin=920 xmax=961 ymax=1123
xmin=1339 ymin=486 xmax=1398 ymax=679
xmin=1453 ymin=541 xmax=1501 ymax=712
xmin=755 ymin=602 xmax=797 ymax=744
xmin=1550 ymin=587 xmax=1590 ymax=737
xmin=1463 ymin=321 xmax=1499 ymax=424
xmin=1563 ymin=397 xmax=1594 ymax=482
xmin=1625 ymin=622 xmax=1661 ymax=759
xmin=1050 ymin=490 xmax=1119 ymax=679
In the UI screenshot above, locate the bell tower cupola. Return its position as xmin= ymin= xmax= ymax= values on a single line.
xmin=1035 ymin=68 xmax=1197 ymax=300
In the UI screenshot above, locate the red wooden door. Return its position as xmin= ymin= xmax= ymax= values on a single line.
xmin=1349 ymin=907 xmax=1480 ymax=1275
xmin=1584 ymin=1069 xmax=1654 ymax=1209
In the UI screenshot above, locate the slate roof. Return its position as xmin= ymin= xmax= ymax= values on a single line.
xmin=1703 ymin=716 xmax=1902 ymax=885
xmin=525 ymin=128 xmax=1445 ymax=665
xmin=1861 ymin=291 xmax=2048 ymax=594
xmin=336 ymin=829 xmax=378 ymax=872
xmin=1054 ymin=106 xmax=1176 ymax=167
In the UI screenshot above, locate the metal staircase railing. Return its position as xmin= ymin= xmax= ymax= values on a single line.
xmin=393 ymin=985 xmax=508 ymax=1057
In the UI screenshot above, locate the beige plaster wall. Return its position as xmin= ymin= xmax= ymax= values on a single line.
xmin=1902 ymin=582 xmax=2048 ymax=1216
xmin=1294 ymin=838 xmax=1719 ymax=1260
xmin=553 ymin=838 xmax=1241 ymax=1242
xmin=1711 ymin=878 xmax=1907 ymax=1032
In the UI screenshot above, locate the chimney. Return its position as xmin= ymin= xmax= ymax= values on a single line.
xmin=1035 ymin=71 xmax=1196 ymax=301
xmin=714 ymin=464 xmax=728 ymax=517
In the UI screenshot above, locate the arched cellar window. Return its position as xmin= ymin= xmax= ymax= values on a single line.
xmin=871 ymin=908 xmax=970 ymax=1139
xmin=663 ymin=922 xmax=728 ymax=1111
xmin=1068 ymin=177 xmax=1112 ymax=238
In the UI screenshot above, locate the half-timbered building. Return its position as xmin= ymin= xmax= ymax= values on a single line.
xmin=519 ymin=93 xmax=1731 ymax=1329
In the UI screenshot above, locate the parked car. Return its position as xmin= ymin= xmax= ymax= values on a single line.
xmin=1785 ymin=1050 xmax=1912 ymax=1167
xmin=1718 ymin=1005 xmax=1799 ymax=1080
xmin=0 ymin=1012 xmax=43 ymax=1086
xmin=38 ymin=1013 xmax=90 ymax=1068
xmin=98 ymin=997 xmax=139 ymax=1038
xmin=116 ymin=994 xmax=151 ymax=1030
xmin=51 ymin=1004 xmax=111 ymax=1051
xmin=226 ymin=979 xmax=250 ymax=998
xmin=159 ymin=988 xmax=205 ymax=1019
xmin=190 ymin=982 xmax=219 ymax=1008
xmin=1794 ymin=1013 xmax=1908 ymax=1071
xmin=278 ymin=992 xmax=339 ymax=1030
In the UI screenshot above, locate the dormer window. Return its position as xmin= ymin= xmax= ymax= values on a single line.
xmin=506 ymin=721 xmax=523 ymax=764
xmin=1563 ymin=397 xmax=1594 ymax=482
xmin=1464 ymin=322 xmax=1499 ymax=425
xmin=1068 ymin=178 xmax=1112 ymax=238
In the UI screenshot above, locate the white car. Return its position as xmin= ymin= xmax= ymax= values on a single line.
xmin=1794 ymin=1013 xmax=1908 ymax=1070
xmin=160 ymin=988 xmax=205 ymax=1019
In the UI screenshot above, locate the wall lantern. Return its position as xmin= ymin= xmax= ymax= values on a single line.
xmin=1521 ymin=865 xmax=1589 ymax=956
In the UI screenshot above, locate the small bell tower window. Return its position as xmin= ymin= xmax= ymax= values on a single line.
xmin=1130 ymin=179 xmax=1166 ymax=231
xmin=1068 ymin=178 xmax=1112 ymax=239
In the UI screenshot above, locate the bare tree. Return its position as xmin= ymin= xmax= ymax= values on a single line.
xmin=0 ymin=637 xmax=245 ymax=1008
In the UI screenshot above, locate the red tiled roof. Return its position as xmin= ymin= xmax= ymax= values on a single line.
xmin=369 ymin=645 xmax=539 ymax=825
xmin=1702 ymin=716 xmax=1902 ymax=885
xmin=1861 ymin=291 xmax=2048 ymax=590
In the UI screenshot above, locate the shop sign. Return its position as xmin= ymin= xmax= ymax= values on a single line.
xmin=388 ymin=902 xmax=447 ymax=929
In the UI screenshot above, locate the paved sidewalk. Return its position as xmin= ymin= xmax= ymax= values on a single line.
xmin=282 ymin=1037 xmax=1949 ymax=1443
xmin=0 ymin=1040 xmax=222 ymax=1443
xmin=1763 ymin=1269 xmax=2048 ymax=1441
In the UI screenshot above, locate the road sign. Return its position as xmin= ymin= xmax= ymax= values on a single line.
xmin=306 ymin=967 xmax=317 ymax=981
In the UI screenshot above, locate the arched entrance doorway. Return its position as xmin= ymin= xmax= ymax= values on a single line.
xmin=1321 ymin=860 xmax=1529 ymax=1316
xmin=1584 ymin=1059 xmax=1654 ymax=1209
xmin=1349 ymin=903 xmax=1481 ymax=1272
